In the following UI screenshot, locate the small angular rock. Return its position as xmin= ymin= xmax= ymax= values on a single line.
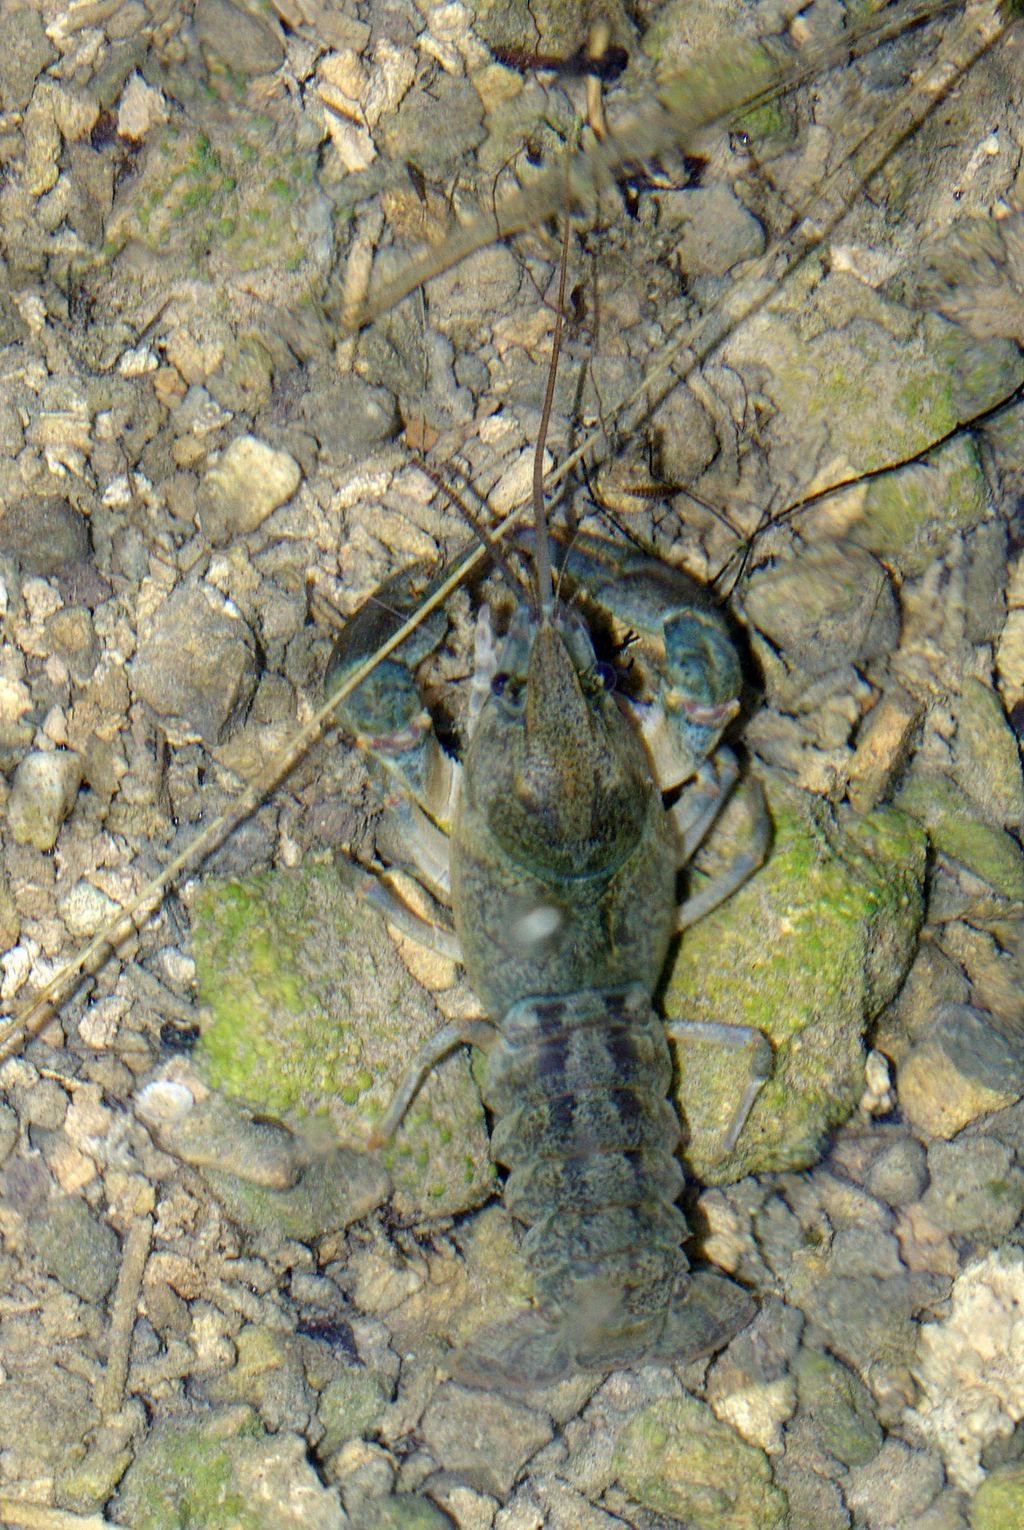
xmin=419 ymin=1382 xmax=553 ymax=1498
xmin=130 ymin=581 xmax=258 ymax=744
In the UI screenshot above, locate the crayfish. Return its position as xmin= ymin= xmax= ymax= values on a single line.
xmin=326 ymin=245 xmax=773 ymax=1387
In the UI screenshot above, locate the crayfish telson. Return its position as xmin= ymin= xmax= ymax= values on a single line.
xmin=327 ymin=249 xmax=772 ymax=1385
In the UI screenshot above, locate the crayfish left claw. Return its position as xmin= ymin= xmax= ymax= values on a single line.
xmin=324 ymin=562 xmax=450 ymax=816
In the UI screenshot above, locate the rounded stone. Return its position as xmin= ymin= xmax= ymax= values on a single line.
xmin=969 ymin=1462 xmax=1024 ymax=1530
xmin=198 ymin=434 xmax=302 ymax=544
xmin=8 ymin=748 xmax=83 ymax=850
xmin=866 ymin=1137 xmax=929 ymax=1206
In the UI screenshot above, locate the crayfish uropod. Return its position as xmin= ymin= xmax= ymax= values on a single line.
xmin=327 ymin=297 xmax=772 ymax=1387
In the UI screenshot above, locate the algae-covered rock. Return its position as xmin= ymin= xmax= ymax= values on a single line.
xmin=192 ymin=865 xmax=492 ymax=1217
xmin=612 ymin=1394 xmax=787 ymax=1530
xmin=104 ymin=80 xmax=330 ymax=315
xmin=742 ymin=541 xmax=899 ymax=706
xmin=717 ymin=263 xmax=1022 ymax=574
xmin=899 ymin=1003 xmax=1024 ymax=1140
xmin=896 ymin=773 xmax=1024 ymax=902
xmin=317 ymin=1367 xmax=390 ymax=1457
xmin=952 ymin=678 xmax=1024 ymax=831
xmin=112 ymin=1408 xmax=346 ymax=1530
xmin=794 ymin=1347 xmax=883 ymax=1468
xmin=969 ymin=1463 xmax=1024 ymax=1530
xmin=666 ymin=780 xmax=926 ymax=1182
xmin=850 ymin=434 xmax=989 ymax=577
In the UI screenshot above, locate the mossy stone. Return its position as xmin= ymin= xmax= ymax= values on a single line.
xmin=666 ymin=782 xmax=925 ymax=1181
xmin=795 ymin=1347 xmax=883 ymax=1467
xmin=969 ymin=1462 xmax=1024 ymax=1530
xmin=896 ymin=773 xmax=1024 ymax=901
xmin=612 ymin=1394 xmax=787 ymax=1530
xmin=113 ymin=1410 xmax=267 ymax=1530
xmin=317 ymin=1368 xmax=389 ymax=1457
xmin=192 ymin=865 xmax=491 ymax=1216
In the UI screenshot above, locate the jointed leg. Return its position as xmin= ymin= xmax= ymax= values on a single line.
xmin=675 ymin=772 xmax=771 ymax=932
xmin=671 ymin=747 xmax=740 ymax=864
xmin=339 ymin=862 xmax=461 ymax=960
xmin=368 ymin=1016 xmax=498 ymax=1148
xmin=664 ymin=1016 xmax=773 ymax=1154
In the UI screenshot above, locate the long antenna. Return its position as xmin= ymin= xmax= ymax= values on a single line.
xmin=533 ymin=210 xmax=572 ymax=617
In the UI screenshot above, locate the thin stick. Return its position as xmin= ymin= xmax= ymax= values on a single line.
xmin=99 ymin=1213 xmax=153 ymax=1418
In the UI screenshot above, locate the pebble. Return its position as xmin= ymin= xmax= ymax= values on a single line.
xmin=194 ymin=0 xmax=285 ymax=76
xmin=913 ymin=1247 xmax=1024 ymax=1489
xmin=611 ymin=1394 xmax=787 ymax=1529
xmin=794 ymin=1346 xmax=883 ymax=1467
xmin=670 ymin=182 xmax=766 ymax=275
xmin=206 ymin=1323 xmax=313 ymax=1432
xmin=899 ymin=1003 xmax=1024 ymax=1139
xmin=43 ymin=604 xmax=100 ymax=684
xmin=300 ymin=363 xmax=398 ymax=462
xmin=0 ymin=1364 xmax=97 ymax=1486
xmin=116 ymin=71 xmax=167 ymax=139
xmin=7 ymin=747 xmax=83 ymax=850
xmin=129 ymin=581 xmax=258 ymax=744
xmin=0 ymin=5 xmax=56 ymax=113
xmin=197 ymin=434 xmax=302 ymax=543
xmin=419 ymin=1383 xmax=554 ymax=1499
xmin=896 ymin=773 xmax=1024 ymax=902
xmin=115 ymin=1413 xmax=347 ymax=1530
xmin=0 ymin=1101 xmax=18 ymax=1163
xmin=706 ymin=1301 xmax=802 ymax=1452
xmin=25 ymin=1195 xmax=119 ymax=1303
xmin=742 ymin=541 xmax=899 ymax=696
xmin=0 ymin=494 xmax=91 ymax=575
xmin=919 ymin=1137 xmax=1024 ymax=1241
xmin=317 ymin=1367 xmax=390 ymax=1457
xmin=866 ymin=1136 xmax=929 ymax=1206
xmin=847 ymin=686 xmax=923 ymax=812
xmin=844 ymin=1438 xmax=945 ymax=1529
xmin=951 ymin=677 xmax=1024 ymax=829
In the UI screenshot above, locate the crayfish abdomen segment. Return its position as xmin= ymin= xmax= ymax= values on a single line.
xmin=482 ymin=987 xmax=696 ymax=1364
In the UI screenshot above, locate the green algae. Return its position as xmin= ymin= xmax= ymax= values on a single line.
xmin=113 ymin=1410 xmax=266 ymax=1530
xmin=851 ymin=434 xmax=989 ymax=576
xmin=969 ymin=1463 xmax=1024 ymax=1530
xmin=666 ymin=779 xmax=926 ymax=1182
xmin=896 ymin=773 xmax=1024 ymax=902
xmin=192 ymin=864 xmax=491 ymax=1217
xmin=613 ymin=1394 xmax=787 ymax=1530
xmin=717 ymin=264 xmax=1023 ymax=575
xmin=103 ymin=77 xmax=331 ymax=315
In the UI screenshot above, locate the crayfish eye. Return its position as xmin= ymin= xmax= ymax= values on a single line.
xmin=492 ymin=672 xmax=525 ymax=712
xmin=595 ymin=660 xmax=616 ymax=691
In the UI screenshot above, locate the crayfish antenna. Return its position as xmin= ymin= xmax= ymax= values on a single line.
xmin=532 ymin=207 xmax=572 ymax=620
